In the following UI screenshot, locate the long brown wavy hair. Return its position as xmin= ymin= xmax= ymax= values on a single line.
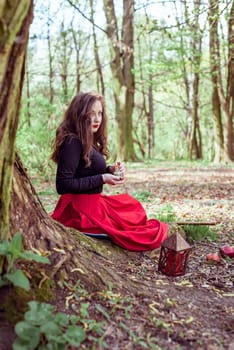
xmin=51 ymin=92 xmax=109 ymax=166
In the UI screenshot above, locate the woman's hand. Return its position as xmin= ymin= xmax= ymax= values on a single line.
xmin=102 ymin=173 xmax=125 ymax=185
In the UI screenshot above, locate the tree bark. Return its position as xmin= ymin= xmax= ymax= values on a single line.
xmin=0 ymin=0 xmax=33 ymax=240
xmin=103 ymin=0 xmax=136 ymax=161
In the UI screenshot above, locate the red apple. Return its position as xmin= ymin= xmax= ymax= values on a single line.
xmin=219 ymin=245 xmax=234 ymax=259
xmin=206 ymin=253 xmax=221 ymax=263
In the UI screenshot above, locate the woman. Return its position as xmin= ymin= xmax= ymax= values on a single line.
xmin=51 ymin=92 xmax=168 ymax=251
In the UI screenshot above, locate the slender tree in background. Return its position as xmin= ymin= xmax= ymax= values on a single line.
xmin=147 ymin=48 xmax=154 ymax=159
xmin=90 ymin=0 xmax=105 ymax=96
xmin=46 ymin=3 xmax=55 ymax=110
xmin=208 ymin=0 xmax=224 ymax=162
xmin=57 ymin=20 xmax=73 ymax=104
xmin=136 ymin=12 xmax=155 ymax=159
xmin=25 ymin=56 xmax=32 ymax=126
xmin=225 ymin=0 xmax=234 ymax=160
xmin=70 ymin=17 xmax=90 ymax=93
xmin=103 ymin=0 xmax=136 ymax=160
xmin=174 ymin=0 xmax=203 ymax=160
xmin=135 ymin=34 xmax=148 ymax=157
xmin=188 ymin=0 xmax=203 ymax=160
xmin=0 ymin=0 xmax=33 ymax=240
xmin=209 ymin=0 xmax=234 ymax=162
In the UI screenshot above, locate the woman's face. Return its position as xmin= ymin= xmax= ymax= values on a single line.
xmin=89 ymin=100 xmax=103 ymax=134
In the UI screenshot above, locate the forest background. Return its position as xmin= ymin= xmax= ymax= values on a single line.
xmin=17 ymin=0 xmax=234 ymax=178
xmin=0 ymin=1 xmax=234 ymax=349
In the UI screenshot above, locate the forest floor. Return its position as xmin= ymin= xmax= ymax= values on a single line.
xmin=0 ymin=161 xmax=234 ymax=350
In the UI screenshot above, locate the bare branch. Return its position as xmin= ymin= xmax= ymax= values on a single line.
xmin=66 ymin=0 xmax=107 ymax=34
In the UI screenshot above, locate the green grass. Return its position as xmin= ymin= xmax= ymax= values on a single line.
xmin=183 ymin=224 xmax=219 ymax=242
xmin=151 ymin=204 xmax=177 ymax=222
xmin=150 ymin=204 xmax=219 ymax=243
xmin=132 ymin=191 xmax=151 ymax=202
xmin=37 ymin=189 xmax=57 ymax=196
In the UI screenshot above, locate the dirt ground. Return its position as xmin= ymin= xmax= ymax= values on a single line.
xmin=0 ymin=163 xmax=233 ymax=350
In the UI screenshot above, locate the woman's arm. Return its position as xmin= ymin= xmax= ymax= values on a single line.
xmin=56 ymin=138 xmax=103 ymax=194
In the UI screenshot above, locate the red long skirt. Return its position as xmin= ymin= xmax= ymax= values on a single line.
xmin=51 ymin=193 xmax=168 ymax=251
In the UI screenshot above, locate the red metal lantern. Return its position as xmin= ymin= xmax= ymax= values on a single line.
xmin=158 ymin=233 xmax=191 ymax=276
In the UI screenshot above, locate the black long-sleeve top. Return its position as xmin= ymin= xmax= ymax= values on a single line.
xmin=56 ymin=137 xmax=109 ymax=194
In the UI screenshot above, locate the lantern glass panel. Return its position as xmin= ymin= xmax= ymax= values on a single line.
xmin=158 ymin=246 xmax=191 ymax=276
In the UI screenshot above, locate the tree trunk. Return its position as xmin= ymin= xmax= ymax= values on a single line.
xmin=90 ymin=0 xmax=105 ymax=96
xmin=103 ymin=0 xmax=136 ymax=161
xmin=189 ymin=69 xmax=202 ymax=160
xmin=0 ymin=0 xmax=33 ymax=240
xmin=226 ymin=0 xmax=234 ymax=160
xmin=209 ymin=0 xmax=234 ymax=163
xmin=136 ymin=17 xmax=154 ymax=159
xmin=148 ymin=75 xmax=154 ymax=158
xmin=208 ymin=0 xmax=224 ymax=162
xmin=135 ymin=36 xmax=147 ymax=157
xmin=147 ymin=28 xmax=154 ymax=159
xmin=46 ymin=4 xmax=54 ymax=110
xmin=25 ymin=57 xmax=31 ymax=127
xmin=215 ymin=0 xmax=234 ymax=162
xmin=71 ymin=24 xmax=82 ymax=93
xmin=174 ymin=1 xmax=192 ymax=152
xmin=188 ymin=0 xmax=202 ymax=160
xmin=58 ymin=21 xmax=72 ymax=104
xmin=177 ymin=0 xmax=203 ymax=160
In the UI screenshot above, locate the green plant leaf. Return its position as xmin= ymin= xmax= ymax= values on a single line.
xmin=13 ymin=337 xmax=33 ymax=350
xmin=14 ymin=322 xmax=40 ymax=349
xmin=5 ymin=270 xmax=30 ymax=291
xmin=40 ymin=320 xmax=63 ymax=337
xmin=54 ymin=312 xmax=69 ymax=326
xmin=15 ymin=321 xmax=40 ymax=341
xmin=8 ymin=232 xmax=23 ymax=257
xmin=63 ymin=325 xmax=86 ymax=346
xmin=69 ymin=314 xmax=79 ymax=325
xmin=25 ymin=301 xmax=55 ymax=325
xmin=79 ymin=302 xmax=90 ymax=318
xmin=18 ymin=250 xmax=50 ymax=264
xmin=0 ymin=240 xmax=9 ymax=255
